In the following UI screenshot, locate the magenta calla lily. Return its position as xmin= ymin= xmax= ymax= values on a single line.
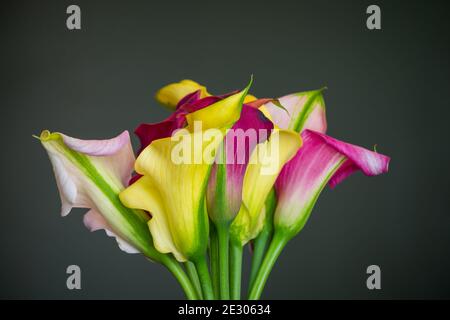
xmin=274 ymin=129 xmax=390 ymax=238
xmin=248 ymin=129 xmax=390 ymax=299
xmin=207 ymin=105 xmax=274 ymax=224
xmin=206 ymin=104 xmax=274 ymax=299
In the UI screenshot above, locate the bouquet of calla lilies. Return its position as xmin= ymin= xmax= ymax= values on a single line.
xmin=37 ymin=78 xmax=390 ymax=300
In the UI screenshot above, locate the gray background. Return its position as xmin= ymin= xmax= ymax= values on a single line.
xmin=1 ymin=0 xmax=449 ymax=299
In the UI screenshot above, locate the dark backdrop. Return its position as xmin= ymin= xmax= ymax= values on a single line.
xmin=1 ymin=0 xmax=449 ymax=299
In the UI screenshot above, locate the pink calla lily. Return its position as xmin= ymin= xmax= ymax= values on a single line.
xmin=248 ymin=129 xmax=390 ymax=299
xmin=38 ymin=130 xmax=155 ymax=255
xmin=274 ymin=129 xmax=390 ymax=238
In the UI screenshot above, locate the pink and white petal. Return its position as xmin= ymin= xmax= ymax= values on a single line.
xmin=92 ymin=139 xmax=135 ymax=188
xmin=302 ymin=102 xmax=327 ymax=133
xmin=46 ymin=152 xmax=92 ymax=216
xmin=265 ymin=94 xmax=301 ymax=129
xmin=59 ymin=131 xmax=135 ymax=188
xmin=61 ymin=130 xmax=131 ymax=157
xmin=264 ymin=90 xmax=327 ymax=133
xmin=83 ymin=209 xmax=110 ymax=232
xmin=40 ymin=130 xmax=149 ymax=256
xmin=104 ymin=229 xmax=140 ymax=254
xmin=83 ymin=209 xmax=139 ymax=254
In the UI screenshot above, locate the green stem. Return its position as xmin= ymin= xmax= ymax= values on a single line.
xmin=230 ymin=241 xmax=243 ymax=300
xmin=161 ymin=256 xmax=198 ymax=300
xmin=248 ymin=231 xmax=288 ymax=300
xmin=248 ymin=228 xmax=271 ymax=291
xmin=216 ymin=224 xmax=230 ymax=299
xmin=210 ymin=224 xmax=220 ymax=299
xmin=194 ymin=255 xmax=215 ymax=300
xmin=185 ymin=261 xmax=203 ymax=299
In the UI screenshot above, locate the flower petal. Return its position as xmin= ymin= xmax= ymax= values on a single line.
xmin=83 ymin=209 xmax=109 ymax=232
xmin=135 ymin=118 xmax=184 ymax=154
xmin=83 ymin=209 xmax=140 ymax=254
xmin=274 ymin=129 xmax=390 ymax=238
xmin=185 ymin=80 xmax=252 ymax=131
xmin=155 ymin=79 xmax=209 ymax=110
xmin=264 ymin=89 xmax=327 ymax=133
xmin=39 ymin=130 xmax=157 ymax=258
xmin=119 ymin=176 xmax=183 ymax=260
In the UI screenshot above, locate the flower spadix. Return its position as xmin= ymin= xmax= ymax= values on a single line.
xmin=274 ymin=129 xmax=390 ymax=240
xmin=37 ymin=130 xmax=161 ymax=259
xmin=120 ymin=85 xmax=251 ymax=262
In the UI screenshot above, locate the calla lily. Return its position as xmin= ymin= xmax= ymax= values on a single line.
xmin=248 ymin=129 xmax=390 ymax=299
xmin=205 ymin=104 xmax=273 ymax=299
xmin=263 ymin=88 xmax=327 ymax=133
xmin=206 ymin=106 xmax=274 ymax=225
xmin=38 ymin=130 xmax=155 ymax=256
xmin=274 ymin=130 xmax=390 ymax=238
xmin=155 ymin=79 xmax=210 ymax=110
xmin=246 ymin=88 xmax=328 ymax=289
xmin=227 ymin=128 xmax=301 ymax=299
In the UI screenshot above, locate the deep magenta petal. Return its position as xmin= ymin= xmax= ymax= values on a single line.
xmin=303 ymin=130 xmax=390 ymax=187
xmin=176 ymin=89 xmax=202 ymax=110
xmin=134 ymin=119 xmax=183 ymax=154
xmin=207 ymin=105 xmax=274 ymax=221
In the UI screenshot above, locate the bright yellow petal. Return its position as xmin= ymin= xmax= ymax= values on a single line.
xmin=155 ymin=79 xmax=209 ymax=110
xmin=244 ymin=94 xmax=257 ymax=103
xmin=259 ymin=105 xmax=274 ymax=122
xmin=121 ymin=128 xmax=226 ymax=261
xmin=119 ymin=175 xmax=185 ymax=261
xmin=185 ymin=80 xmax=252 ymax=131
xmin=230 ymin=129 xmax=302 ymax=245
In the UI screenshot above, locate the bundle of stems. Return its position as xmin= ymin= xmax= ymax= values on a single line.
xmin=172 ymin=192 xmax=280 ymax=300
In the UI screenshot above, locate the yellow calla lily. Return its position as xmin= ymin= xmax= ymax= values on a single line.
xmin=155 ymin=79 xmax=210 ymax=110
xmin=120 ymin=83 xmax=251 ymax=263
xmin=230 ymin=129 xmax=302 ymax=246
xmin=120 ymin=130 xmax=218 ymax=262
